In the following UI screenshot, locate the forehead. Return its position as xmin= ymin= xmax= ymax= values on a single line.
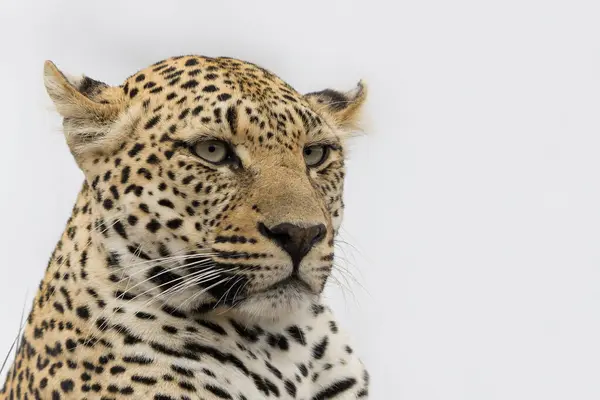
xmin=122 ymin=56 xmax=335 ymax=148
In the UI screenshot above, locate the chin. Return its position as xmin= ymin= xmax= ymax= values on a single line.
xmin=184 ymin=277 xmax=321 ymax=322
xmin=217 ymin=279 xmax=319 ymax=321
xmin=228 ymin=282 xmax=320 ymax=322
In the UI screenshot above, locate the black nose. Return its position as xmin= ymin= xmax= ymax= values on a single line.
xmin=259 ymin=222 xmax=327 ymax=265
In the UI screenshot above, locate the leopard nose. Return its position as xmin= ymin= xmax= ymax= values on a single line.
xmin=259 ymin=222 xmax=326 ymax=264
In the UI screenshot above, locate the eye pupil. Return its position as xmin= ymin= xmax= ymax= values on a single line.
xmin=208 ymin=145 xmax=216 ymax=153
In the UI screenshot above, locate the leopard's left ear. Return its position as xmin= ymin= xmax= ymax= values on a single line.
xmin=304 ymin=81 xmax=367 ymax=130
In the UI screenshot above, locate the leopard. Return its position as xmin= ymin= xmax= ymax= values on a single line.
xmin=0 ymin=54 xmax=369 ymax=400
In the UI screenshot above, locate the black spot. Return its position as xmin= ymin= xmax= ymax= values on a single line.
xmin=121 ymin=166 xmax=131 ymax=184
xmin=53 ymin=302 xmax=64 ymax=313
xmin=147 ymin=154 xmax=160 ymax=164
xmin=158 ymin=199 xmax=175 ymax=208
xmin=122 ymin=355 xmax=153 ymax=365
xmin=202 ymin=85 xmax=218 ymax=93
xmin=144 ymin=115 xmax=161 ymax=130
xmin=230 ymin=320 xmax=261 ymax=342
xmin=135 ymin=312 xmax=156 ymax=320
xmin=267 ymin=334 xmax=289 ymax=351
xmin=60 ymin=379 xmax=74 ymax=393
xmin=146 ymin=219 xmax=161 ymax=233
xmin=76 ymin=306 xmax=90 ymax=320
xmin=102 ymin=199 xmax=113 ymax=210
xmin=217 ymin=93 xmax=232 ymax=101
xmin=329 ymin=321 xmax=339 ymax=333
xmin=128 ymin=143 xmax=145 ymax=157
xmin=114 ymin=290 xmax=135 ymax=301
xmin=113 ymin=221 xmax=128 ymax=239
xmin=131 ymin=375 xmax=158 ymax=385
xmin=129 ymin=88 xmax=139 ymax=98
xmin=192 ymin=105 xmax=204 ymax=115
xmin=154 ymin=395 xmax=175 ymax=400
xmin=283 ymin=94 xmax=298 ymax=103
xmin=171 ymin=364 xmax=195 ymax=377
xmin=196 ymin=320 xmax=227 ymax=336
xmin=225 ymin=106 xmax=238 ymax=134
xmin=204 ymin=384 xmax=232 ymax=399
xmin=311 ymin=378 xmax=357 ymax=400
xmin=137 ymin=167 xmax=152 ymax=180
xmin=161 ymin=305 xmax=187 ymax=319
xmin=185 ymin=58 xmax=199 ymax=66
xmin=109 ymin=185 xmax=120 ymax=200
xmin=179 ymin=381 xmax=196 ymax=391
xmin=166 ymin=219 xmax=183 ymax=229
xmin=311 ymin=304 xmax=326 ymax=316
xmin=298 ymin=363 xmax=308 ymax=377
xmin=181 ymin=80 xmax=199 ymax=89
xmin=135 ymin=74 xmax=146 ymax=82
xmin=65 ymin=339 xmax=77 ymax=352
xmin=148 ymin=266 xmax=180 ymax=292
xmin=312 ymin=336 xmax=329 ymax=360
xmin=287 ymin=325 xmax=307 ymax=345
xmin=285 ymin=380 xmax=297 ymax=397
xmin=121 ymin=386 xmax=135 ymax=395
xmin=179 ymin=108 xmax=190 ymax=120
xmin=265 ymin=362 xmax=283 ymax=379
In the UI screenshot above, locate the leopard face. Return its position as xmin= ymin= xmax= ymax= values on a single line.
xmin=44 ymin=55 xmax=366 ymax=319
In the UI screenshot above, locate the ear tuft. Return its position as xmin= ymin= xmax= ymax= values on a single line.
xmin=305 ymin=80 xmax=368 ymax=130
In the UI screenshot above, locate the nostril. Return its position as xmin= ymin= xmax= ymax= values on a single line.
xmin=310 ymin=225 xmax=327 ymax=247
xmin=258 ymin=222 xmax=327 ymax=264
xmin=257 ymin=222 xmax=271 ymax=239
xmin=258 ymin=222 xmax=292 ymax=248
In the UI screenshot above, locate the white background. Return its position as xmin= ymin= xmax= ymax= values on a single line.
xmin=1 ymin=0 xmax=600 ymax=399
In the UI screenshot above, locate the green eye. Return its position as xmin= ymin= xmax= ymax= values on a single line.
xmin=303 ymin=145 xmax=329 ymax=167
xmin=192 ymin=140 xmax=230 ymax=164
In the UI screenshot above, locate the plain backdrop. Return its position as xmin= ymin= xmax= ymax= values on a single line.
xmin=2 ymin=0 xmax=600 ymax=399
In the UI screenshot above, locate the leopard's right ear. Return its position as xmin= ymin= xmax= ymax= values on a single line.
xmin=43 ymin=61 xmax=139 ymax=158
xmin=43 ymin=60 xmax=123 ymax=120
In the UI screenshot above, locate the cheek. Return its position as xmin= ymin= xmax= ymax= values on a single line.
xmin=332 ymin=207 xmax=344 ymax=232
xmin=166 ymin=162 xmax=239 ymax=233
xmin=312 ymin=167 xmax=345 ymax=220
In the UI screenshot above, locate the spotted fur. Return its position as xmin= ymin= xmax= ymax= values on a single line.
xmin=1 ymin=55 xmax=368 ymax=399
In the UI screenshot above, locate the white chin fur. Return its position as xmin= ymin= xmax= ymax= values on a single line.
xmin=231 ymin=290 xmax=318 ymax=322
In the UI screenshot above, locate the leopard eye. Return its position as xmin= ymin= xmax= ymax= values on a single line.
xmin=303 ymin=145 xmax=329 ymax=167
xmin=192 ymin=140 xmax=230 ymax=164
